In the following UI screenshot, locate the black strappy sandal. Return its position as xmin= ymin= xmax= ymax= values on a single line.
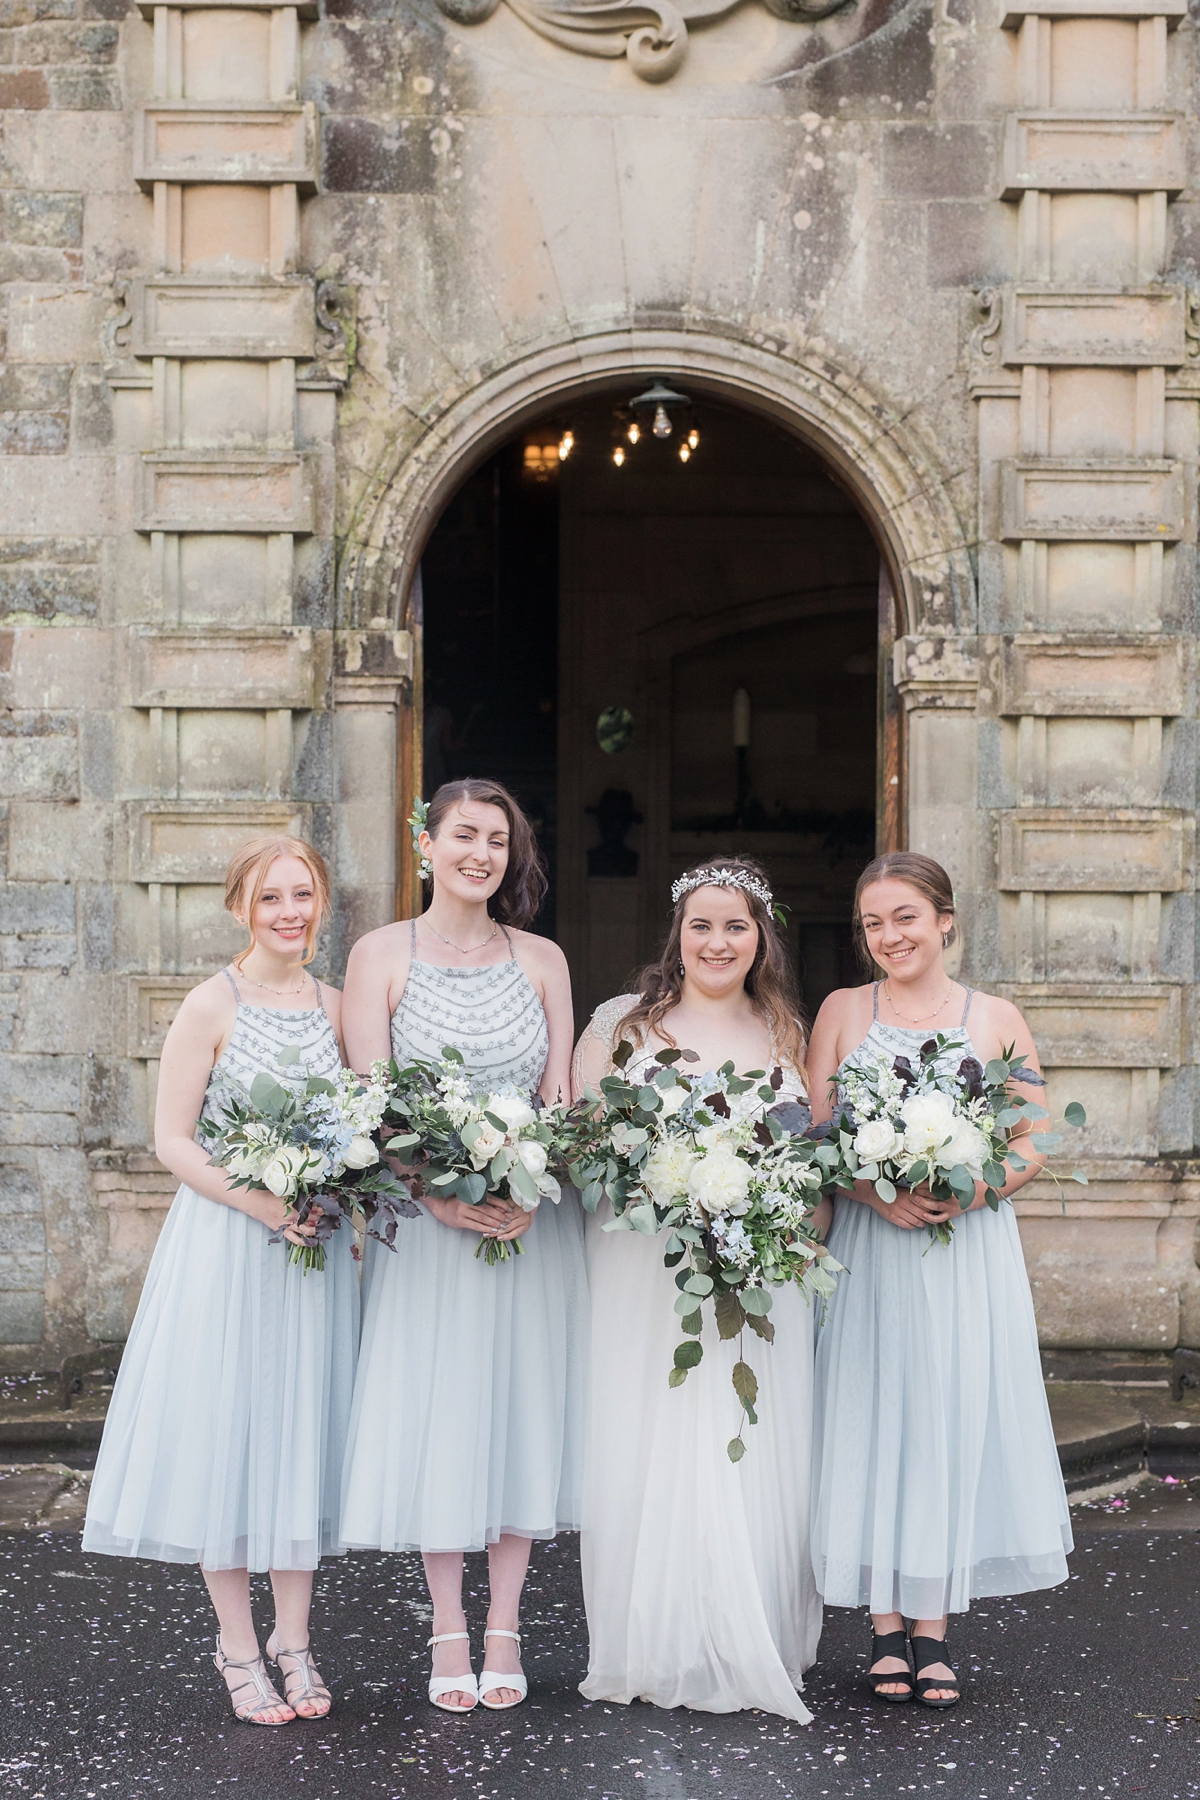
xmin=909 ymin=1633 xmax=961 ymax=1708
xmin=867 ymin=1629 xmax=914 ymax=1702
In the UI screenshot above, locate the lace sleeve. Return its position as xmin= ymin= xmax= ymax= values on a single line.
xmin=570 ymin=993 xmax=642 ymax=1099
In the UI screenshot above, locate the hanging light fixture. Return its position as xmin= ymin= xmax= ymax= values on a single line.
xmin=678 ymin=443 xmax=690 ymax=463
xmin=612 ymin=445 xmax=626 ymax=467
xmin=627 ymin=421 xmax=640 ymax=444
xmin=558 ymin=429 xmax=574 ymax=460
xmin=613 ymin=379 xmax=699 ymax=468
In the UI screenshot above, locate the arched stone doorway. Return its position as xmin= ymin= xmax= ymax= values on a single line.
xmin=413 ymin=384 xmax=899 ymax=1022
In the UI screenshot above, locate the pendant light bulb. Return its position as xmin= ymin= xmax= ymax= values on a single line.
xmin=558 ymin=430 xmax=574 ymax=461
xmin=678 ymin=443 xmax=690 ymax=463
xmin=687 ymin=428 xmax=699 ymax=449
xmin=652 ymin=403 xmax=672 ymax=439
xmin=627 ymin=422 xmax=640 ymax=445
xmin=612 ymin=445 xmax=625 ymax=467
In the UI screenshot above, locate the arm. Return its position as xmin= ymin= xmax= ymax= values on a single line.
xmin=520 ymin=934 xmax=574 ymax=1107
xmin=153 ymin=979 xmax=304 ymax=1239
xmin=572 ymin=1020 xmax=613 ymax=1101
xmin=317 ymin=981 xmax=345 ymax=1064
xmin=341 ymin=926 xmax=408 ymax=1074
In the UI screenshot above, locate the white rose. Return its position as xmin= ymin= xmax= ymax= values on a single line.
xmin=854 ymin=1119 xmax=900 ymax=1163
xmin=610 ymin=1122 xmax=644 ymax=1157
xmin=341 ymin=1136 xmax=378 ymax=1170
xmin=261 ymin=1145 xmax=320 ymax=1197
xmin=642 ymin=1140 xmax=698 ymax=1203
xmin=696 ymin=1123 xmax=733 ymax=1154
xmin=484 ymin=1092 xmax=536 ymax=1133
xmin=900 ymin=1092 xmax=958 ymax=1161
xmin=942 ymin=1119 xmax=989 ymax=1179
xmin=517 ymin=1139 xmax=549 ymax=1176
xmin=687 ymin=1148 xmax=753 ymax=1217
xmin=467 ymin=1121 xmax=507 ymax=1170
xmin=657 ymin=1084 xmax=688 ymax=1118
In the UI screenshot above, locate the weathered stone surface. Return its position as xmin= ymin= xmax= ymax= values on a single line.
xmin=999 ymin=810 xmax=1189 ymax=892
xmin=131 ymin=801 xmax=307 ymax=884
xmin=130 ymin=278 xmax=316 ymax=358
xmin=0 ymin=883 xmax=75 ymax=936
xmin=321 ymin=116 xmax=437 ymax=194
xmin=130 ymin=627 xmax=319 ymax=709
xmin=135 ymin=455 xmax=313 ymax=532
xmin=7 ymin=802 xmax=112 ymax=883
xmin=3 ymin=190 xmax=82 ymax=247
xmin=0 ymin=413 xmax=68 ymax=455
xmin=134 ymin=104 xmax=318 ymax=188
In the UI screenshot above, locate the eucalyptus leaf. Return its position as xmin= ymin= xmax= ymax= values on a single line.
xmin=684 ymin=1272 xmax=714 ymax=1297
xmin=874 ymin=1177 xmax=897 ymax=1204
xmin=1064 ymin=1102 xmax=1087 ymax=1127
xmin=509 ymin=1160 xmax=539 ymax=1203
xmin=740 ymin=1286 xmax=772 ymax=1317
xmin=628 ymin=1201 xmax=660 ymax=1236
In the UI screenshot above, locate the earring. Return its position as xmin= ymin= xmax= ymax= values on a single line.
xmin=678 ymin=960 xmax=685 ymax=976
xmin=942 ymin=933 xmax=949 ymax=948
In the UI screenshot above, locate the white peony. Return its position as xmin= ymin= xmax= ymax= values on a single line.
xmin=941 ymin=1118 xmax=989 ymax=1178
xmin=641 ymin=1140 xmax=698 ymax=1203
xmin=696 ymin=1123 xmax=734 ymax=1154
xmin=483 ymin=1092 xmax=536 ymax=1133
xmin=854 ymin=1118 xmax=900 ymax=1163
xmin=341 ymin=1136 xmax=378 ymax=1170
xmin=517 ymin=1139 xmax=549 ymax=1176
xmin=687 ymin=1147 xmax=753 ymax=1217
xmin=467 ymin=1121 xmax=507 ymax=1170
xmin=900 ymin=1091 xmax=958 ymax=1161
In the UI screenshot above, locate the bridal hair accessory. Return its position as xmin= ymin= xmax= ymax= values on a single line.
xmin=408 ymin=798 xmax=433 ymax=881
xmin=671 ymin=866 xmax=773 ymax=909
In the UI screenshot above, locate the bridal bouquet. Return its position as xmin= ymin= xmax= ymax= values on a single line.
xmin=199 ymin=1051 xmax=417 ymax=1271
xmin=560 ymin=1043 xmax=841 ymax=1460
xmin=830 ymin=1035 xmax=1087 ymax=1245
xmin=381 ymin=1047 xmax=560 ymax=1264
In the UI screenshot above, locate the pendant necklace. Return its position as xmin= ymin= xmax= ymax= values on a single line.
xmin=423 ymin=917 xmax=499 ymax=957
xmin=884 ymin=980 xmax=955 ymax=1026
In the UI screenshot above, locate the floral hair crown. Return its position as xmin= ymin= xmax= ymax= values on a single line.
xmin=408 ymin=797 xmax=432 ymax=881
xmin=670 ymin=866 xmax=773 ymax=909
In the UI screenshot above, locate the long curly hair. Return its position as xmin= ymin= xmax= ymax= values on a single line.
xmin=615 ymin=856 xmax=806 ymax=1076
xmin=425 ymin=778 xmax=547 ymax=931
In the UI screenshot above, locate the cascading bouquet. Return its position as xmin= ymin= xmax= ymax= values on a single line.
xmin=198 ymin=1049 xmax=418 ymax=1271
xmin=829 ymin=1035 xmax=1087 ymax=1245
xmin=380 ymin=1047 xmax=561 ymax=1264
xmin=559 ymin=1042 xmax=842 ymax=1461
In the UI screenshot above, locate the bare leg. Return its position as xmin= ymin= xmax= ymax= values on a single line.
xmin=267 ymin=1569 xmax=331 ymax=1719
xmin=481 ymin=1533 xmax=532 ymax=1706
xmin=423 ymin=1550 xmax=475 ymax=1710
xmin=202 ymin=1566 xmax=293 ymax=1725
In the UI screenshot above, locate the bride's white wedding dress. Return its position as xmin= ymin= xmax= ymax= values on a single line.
xmin=575 ymin=996 xmax=823 ymax=1721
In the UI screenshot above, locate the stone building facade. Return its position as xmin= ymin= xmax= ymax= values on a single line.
xmin=0 ymin=0 xmax=1197 ymax=1365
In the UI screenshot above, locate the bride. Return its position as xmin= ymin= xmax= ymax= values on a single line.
xmin=572 ymin=857 xmax=831 ymax=1720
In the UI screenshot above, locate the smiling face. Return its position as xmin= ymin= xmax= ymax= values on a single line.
xmin=679 ymin=885 xmax=760 ymax=999
xmin=422 ymin=799 xmax=510 ymax=905
xmin=858 ymin=877 xmax=954 ymax=984
xmin=242 ymin=854 xmax=319 ymax=961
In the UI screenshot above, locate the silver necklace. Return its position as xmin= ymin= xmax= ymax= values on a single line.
xmin=235 ymin=965 xmax=310 ymax=997
xmin=884 ymin=980 xmax=955 ymax=1025
xmin=422 ymin=917 xmax=499 ymax=957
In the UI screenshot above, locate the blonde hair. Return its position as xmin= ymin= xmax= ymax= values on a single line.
xmin=224 ymin=835 xmax=330 ymax=970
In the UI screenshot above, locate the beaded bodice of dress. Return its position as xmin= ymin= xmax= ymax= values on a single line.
xmin=579 ymin=992 xmax=807 ymax=1102
xmin=836 ymin=984 xmax=983 ymax=1092
xmin=391 ymin=926 xmax=549 ymax=1097
xmin=204 ymin=975 xmax=342 ymax=1125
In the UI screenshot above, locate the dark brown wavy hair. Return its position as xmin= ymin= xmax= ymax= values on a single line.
xmin=852 ymin=851 xmax=957 ymax=972
xmin=425 ymin=778 xmax=547 ymax=931
xmin=616 ymin=856 xmax=806 ymax=1076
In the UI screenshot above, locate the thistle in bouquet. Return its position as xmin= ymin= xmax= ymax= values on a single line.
xmin=199 ymin=1049 xmax=418 ymax=1272
xmin=559 ymin=1042 xmax=843 ymax=1461
xmin=381 ymin=1047 xmax=560 ymax=1264
xmin=830 ymin=1033 xmax=1087 ymax=1246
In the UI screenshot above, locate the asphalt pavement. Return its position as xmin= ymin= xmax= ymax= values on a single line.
xmin=2 ymin=1484 xmax=1199 ymax=1800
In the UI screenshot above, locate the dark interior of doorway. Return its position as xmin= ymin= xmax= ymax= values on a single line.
xmin=420 ymin=443 xmax=560 ymax=936
xmin=420 ymin=396 xmax=880 ymax=1016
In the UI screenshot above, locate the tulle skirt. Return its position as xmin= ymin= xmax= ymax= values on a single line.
xmin=810 ymin=1196 xmax=1072 ymax=1617
xmin=580 ymin=1203 xmax=822 ymax=1721
xmin=82 ymin=1185 xmax=359 ymax=1570
xmin=338 ymin=1194 xmax=588 ymax=1553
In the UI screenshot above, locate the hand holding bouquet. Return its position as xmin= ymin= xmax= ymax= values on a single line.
xmin=559 ymin=1042 xmax=841 ymax=1460
xmin=382 ymin=1047 xmax=560 ymax=1264
xmin=199 ymin=1050 xmax=418 ymax=1271
xmin=831 ymin=1034 xmax=1086 ymax=1245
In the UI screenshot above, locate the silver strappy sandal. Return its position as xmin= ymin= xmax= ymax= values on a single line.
xmin=213 ymin=1635 xmax=295 ymax=1725
xmin=265 ymin=1633 xmax=333 ymax=1719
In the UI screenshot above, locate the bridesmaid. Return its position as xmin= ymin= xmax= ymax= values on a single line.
xmin=338 ymin=777 xmax=586 ymax=1714
xmin=83 ymin=836 xmax=359 ymax=1726
xmin=807 ymin=852 xmax=1072 ymax=1708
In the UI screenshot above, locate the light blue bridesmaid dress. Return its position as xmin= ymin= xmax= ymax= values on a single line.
xmin=83 ymin=974 xmax=359 ymax=1571
xmin=810 ymin=985 xmax=1072 ymax=1617
xmin=339 ymin=926 xmax=587 ymax=1553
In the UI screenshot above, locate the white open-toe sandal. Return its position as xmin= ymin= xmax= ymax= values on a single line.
xmin=478 ymin=1628 xmax=527 ymax=1710
xmin=427 ymin=1631 xmax=479 ymax=1712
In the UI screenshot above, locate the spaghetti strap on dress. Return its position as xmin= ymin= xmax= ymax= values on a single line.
xmin=339 ymin=942 xmax=586 ymax=1553
xmin=83 ymin=981 xmax=359 ymax=1570
xmin=810 ymin=1012 xmax=1071 ymax=1616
